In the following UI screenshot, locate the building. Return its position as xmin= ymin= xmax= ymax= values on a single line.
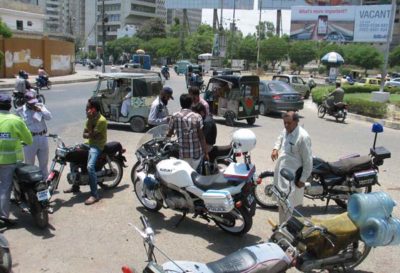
xmin=166 ymin=9 xmax=202 ymax=33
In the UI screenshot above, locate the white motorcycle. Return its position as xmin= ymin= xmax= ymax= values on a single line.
xmin=133 ymin=126 xmax=257 ymax=235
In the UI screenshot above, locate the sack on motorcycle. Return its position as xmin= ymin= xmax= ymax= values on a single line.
xmin=202 ymin=190 xmax=234 ymax=213
xmin=353 ymin=170 xmax=377 ymax=188
xmin=15 ymin=163 xmax=44 ymax=183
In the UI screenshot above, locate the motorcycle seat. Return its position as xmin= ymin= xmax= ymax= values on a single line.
xmin=209 ymin=145 xmax=232 ymax=162
xmin=328 ymin=155 xmax=372 ymax=175
xmin=191 ymin=172 xmax=242 ymax=191
xmin=207 ymin=248 xmax=257 ymax=273
xmin=103 ymin=141 xmax=122 ymax=155
xmin=15 ymin=163 xmax=44 ymax=183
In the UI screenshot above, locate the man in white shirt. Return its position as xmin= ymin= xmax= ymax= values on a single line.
xmin=271 ymin=111 xmax=312 ymax=223
xmin=148 ymin=87 xmax=173 ymax=126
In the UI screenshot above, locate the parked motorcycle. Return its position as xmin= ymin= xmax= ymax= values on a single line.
xmin=132 ymin=125 xmax=257 ymax=235
xmin=0 ymin=234 xmax=12 ymax=273
xmin=123 ymin=170 xmax=371 ymax=273
xmin=12 ymin=162 xmax=50 ymax=228
xmin=12 ymin=88 xmax=45 ymax=109
xmin=46 ymin=134 xmax=127 ymax=198
xmin=318 ymin=96 xmax=348 ymax=122
xmin=161 ymin=66 xmax=170 ymax=80
xmin=35 ymin=76 xmax=52 ymax=90
xmin=254 ymin=122 xmax=391 ymax=210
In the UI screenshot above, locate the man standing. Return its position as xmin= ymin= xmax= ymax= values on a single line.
xmin=148 ymin=86 xmax=173 ymax=126
xmin=192 ymin=103 xmax=216 ymax=153
xmin=16 ymin=92 xmax=52 ymax=179
xmin=167 ymin=94 xmax=209 ymax=170
xmin=189 ymin=86 xmax=210 ymax=116
xmin=326 ymin=82 xmax=344 ymax=110
xmin=64 ymin=99 xmax=107 ymax=205
xmin=0 ymin=94 xmax=32 ymax=226
xmin=271 ymin=111 xmax=312 ymax=223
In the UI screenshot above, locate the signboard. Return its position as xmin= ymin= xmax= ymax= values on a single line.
xmin=290 ymin=5 xmax=392 ymax=43
xmin=166 ymin=0 xmax=254 ymax=10
xmin=260 ymin=0 xmax=361 ymax=9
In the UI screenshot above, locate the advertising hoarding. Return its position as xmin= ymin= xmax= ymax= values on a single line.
xmin=260 ymin=0 xmax=361 ymax=9
xmin=290 ymin=5 xmax=392 ymax=43
xmin=166 ymin=0 xmax=254 ymax=10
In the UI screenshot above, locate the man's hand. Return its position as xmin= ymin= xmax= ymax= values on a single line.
xmin=271 ymin=149 xmax=279 ymax=161
xmin=295 ymin=180 xmax=305 ymax=188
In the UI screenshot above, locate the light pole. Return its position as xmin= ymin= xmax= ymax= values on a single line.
xmin=101 ymin=0 xmax=107 ymax=73
xmin=230 ymin=0 xmax=236 ymax=67
xmin=256 ymin=0 xmax=262 ymax=69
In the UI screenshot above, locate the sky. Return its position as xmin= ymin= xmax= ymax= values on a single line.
xmin=201 ymin=8 xmax=292 ymax=36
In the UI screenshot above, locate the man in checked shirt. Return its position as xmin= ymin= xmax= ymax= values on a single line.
xmin=167 ymin=94 xmax=209 ymax=170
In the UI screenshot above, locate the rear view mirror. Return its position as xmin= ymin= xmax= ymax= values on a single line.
xmin=372 ymin=123 xmax=383 ymax=133
xmin=280 ymin=168 xmax=294 ymax=182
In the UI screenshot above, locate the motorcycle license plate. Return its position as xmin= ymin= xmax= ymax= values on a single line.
xmin=36 ymin=189 xmax=50 ymax=201
xmin=247 ymin=193 xmax=255 ymax=206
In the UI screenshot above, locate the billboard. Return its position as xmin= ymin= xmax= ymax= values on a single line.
xmin=290 ymin=5 xmax=392 ymax=43
xmin=166 ymin=0 xmax=254 ymax=10
xmin=259 ymin=0 xmax=361 ymax=10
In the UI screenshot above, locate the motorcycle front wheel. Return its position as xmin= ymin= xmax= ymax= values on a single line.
xmin=133 ymin=174 xmax=162 ymax=212
xmin=27 ymin=189 xmax=48 ymax=229
xmin=317 ymin=105 xmax=326 ymax=118
xmin=334 ymin=185 xmax=372 ymax=209
xmin=213 ymin=207 xmax=252 ymax=236
xmin=98 ymin=159 xmax=123 ymax=189
xmin=254 ymin=175 xmax=278 ymax=209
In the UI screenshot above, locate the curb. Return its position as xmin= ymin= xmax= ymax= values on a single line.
xmin=347 ymin=112 xmax=400 ymax=130
xmin=0 ymin=77 xmax=97 ymax=90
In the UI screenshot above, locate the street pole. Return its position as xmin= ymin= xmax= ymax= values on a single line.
xmin=379 ymin=0 xmax=396 ymax=92
xmin=101 ymin=0 xmax=106 ymax=73
xmin=256 ymin=0 xmax=262 ymax=69
xmin=230 ymin=0 xmax=236 ymax=67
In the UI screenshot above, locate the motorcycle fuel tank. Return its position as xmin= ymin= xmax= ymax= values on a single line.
xmin=156 ymin=159 xmax=194 ymax=188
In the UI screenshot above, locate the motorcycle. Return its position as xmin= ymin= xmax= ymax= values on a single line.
xmin=161 ymin=66 xmax=170 ymax=80
xmin=254 ymin=122 xmax=391 ymax=210
xmin=318 ymin=96 xmax=348 ymax=123
xmin=46 ymin=134 xmax=127 ymax=198
xmin=35 ymin=76 xmax=52 ymax=90
xmin=0 ymin=234 xmax=12 ymax=273
xmin=12 ymin=87 xmax=46 ymax=109
xmin=12 ymin=162 xmax=51 ymax=228
xmin=132 ymin=125 xmax=257 ymax=235
xmin=123 ymin=170 xmax=371 ymax=273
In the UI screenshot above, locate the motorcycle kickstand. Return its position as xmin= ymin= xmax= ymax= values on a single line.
xmin=174 ymin=211 xmax=187 ymax=228
xmin=324 ymin=197 xmax=331 ymax=212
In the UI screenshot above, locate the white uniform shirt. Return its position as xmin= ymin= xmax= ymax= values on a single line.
xmin=273 ymin=125 xmax=312 ymax=207
xmin=148 ymin=96 xmax=169 ymax=126
xmin=16 ymin=104 xmax=52 ymax=133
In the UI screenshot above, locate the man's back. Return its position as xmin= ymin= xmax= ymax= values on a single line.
xmin=332 ymin=87 xmax=344 ymax=104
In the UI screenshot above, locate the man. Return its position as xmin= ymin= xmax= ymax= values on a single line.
xmin=192 ymin=103 xmax=216 ymax=153
xmin=0 ymin=94 xmax=32 ymax=226
xmin=189 ymin=86 xmax=210 ymax=116
xmin=326 ymin=82 xmax=345 ymax=110
xmin=15 ymin=70 xmax=29 ymax=94
xmin=271 ymin=111 xmax=312 ymax=223
xmin=167 ymin=94 xmax=209 ymax=170
xmin=148 ymin=86 xmax=173 ymax=126
xmin=16 ymin=92 xmax=52 ymax=179
xmin=37 ymin=66 xmax=49 ymax=86
xmin=64 ymin=99 xmax=107 ymax=205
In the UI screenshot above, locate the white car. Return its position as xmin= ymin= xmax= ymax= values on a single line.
xmin=384 ymin=78 xmax=400 ymax=88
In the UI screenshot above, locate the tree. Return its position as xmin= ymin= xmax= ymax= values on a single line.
xmin=237 ymin=35 xmax=257 ymax=63
xmin=288 ymin=41 xmax=317 ymax=73
xmin=136 ymin=18 xmax=166 ymax=41
xmin=185 ymin=24 xmax=214 ymax=59
xmin=105 ymin=36 xmax=143 ymax=64
xmin=389 ymin=45 xmax=400 ymax=67
xmin=260 ymin=36 xmax=289 ymax=70
xmin=317 ymin=41 xmax=344 ymax=60
xmin=343 ymin=44 xmax=383 ymax=75
xmin=0 ymin=19 xmax=12 ymax=65
xmin=255 ymin=21 xmax=275 ymax=39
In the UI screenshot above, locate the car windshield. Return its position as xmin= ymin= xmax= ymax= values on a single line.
xmin=359 ymin=79 xmax=366 ymax=83
xmin=268 ymin=82 xmax=293 ymax=93
xmin=136 ymin=124 xmax=170 ymax=150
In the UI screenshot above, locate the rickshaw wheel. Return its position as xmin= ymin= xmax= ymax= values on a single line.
xmin=130 ymin=116 xmax=146 ymax=132
xmin=225 ymin=111 xmax=235 ymax=127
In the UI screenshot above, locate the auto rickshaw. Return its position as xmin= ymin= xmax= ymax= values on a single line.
xmin=203 ymin=75 xmax=260 ymax=126
xmin=90 ymin=72 xmax=163 ymax=132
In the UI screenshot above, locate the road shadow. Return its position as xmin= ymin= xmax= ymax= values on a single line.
xmin=107 ymin=123 xmax=133 ymax=132
xmin=135 ymin=207 xmax=263 ymax=256
xmin=214 ymin=119 xmax=262 ymax=129
xmin=321 ymin=117 xmax=349 ymax=125
xmin=294 ymin=203 xmax=345 ymax=217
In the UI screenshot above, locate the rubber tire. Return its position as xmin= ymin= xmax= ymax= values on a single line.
xmin=133 ymin=175 xmax=162 ymax=212
xmin=37 ymin=94 xmax=45 ymax=104
xmin=334 ymin=185 xmax=372 ymax=209
xmin=98 ymin=159 xmax=123 ymax=189
xmin=214 ymin=206 xmax=253 ymax=236
xmin=46 ymin=81 xmax=52 ymax=90
xmin=130 ymin=161 xmax=141 ymax=184
xmin=317 ymin=105 xmax=326 ymax=118
xmin=337 ymin=241 xmax=371 ymax=271
xmin=259 ymin=103 xmax=266 ymax=116
xmin=246 ymin=117 xmax=256 ymax=125
xmin=130 ymin=116 xmax=146 ymax=132
xmin=27 ymin=189 xmax=49 ymax=229
xmin=13 ymin=98 xmax=24 ymax=109
xmin=0 ymin=246 xmax=12 ymax=273
xmin=225 ymin=111 xmax=235 ymax=127
xmin=255 ymin=175 xmax=278 ymax=209
xmin=336 ymin=111 xmax=346 ymax=123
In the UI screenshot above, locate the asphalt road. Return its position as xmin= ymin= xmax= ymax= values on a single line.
xmin=4 ymin=72 xmax=400 ymax=273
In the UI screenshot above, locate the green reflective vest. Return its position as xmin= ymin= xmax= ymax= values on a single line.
xmin=0 ymin=111 xmax=33 ymax=164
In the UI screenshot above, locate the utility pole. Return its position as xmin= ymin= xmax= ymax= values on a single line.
xmin=256 ymin=0 xmax=262 ymax=69
xmin=101 ymin=0 xmax=106 ymax=73
xmin=230 ymin=0 xmax=236 ymax=67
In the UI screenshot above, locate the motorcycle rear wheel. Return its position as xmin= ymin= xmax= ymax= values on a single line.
xmin=254 ymin=175 xmax=278 ymax=209
xmin=27 ymin=189 xmax=49 ymax=229
xmin=317 ymin=105 xmax=326 ymax=118
xmin=98 ymin=159 xmax=123 ymax=189
xmin=37 ymin=94 xmax=45 ymax=105
xmin=334 ymin=185 xmax=372 ymax=209
xmin=133 ymin=175 xmax=162 ymax=212
xmin=214 ymin=207 xmax=252 ymax=236
xmin=13 ymin=98 xmax=25 ymax=109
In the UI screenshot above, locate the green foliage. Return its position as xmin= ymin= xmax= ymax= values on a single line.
xmin=88 ymin=51 xmax=97 ymax=60
xmin=343 ymin=44 xmax=383 ymax=75
xmin=339 ymin=67 xmax=351 ymax=76
xmin=260 ymin=36 xmax=289 ymax=70
xmin=237 ymin=35 xmax=257 ymax=62
xmin=318 ymin=65 xmax=327 ymax=75
xmin=136 ymin=18 xmax=166 ymax=41
xmin=317 ymin=41 xmax=344 ymax=60
xmin=389 ymin=45 xmax=400 ymax=67
xmin=105 ymin=36 xmax=143 ymax=63
xmin=311 ymin=86 xmax=333 ymax=105
xmin=256 ymin=21 xmax=275 ymax=39
xmin=289 ymin=41 xmax=317 ymax=73
xmin=185 ymin=24 xmax=214 ymax=59
xmin=342 ymin=84 xmax=398 ymax=94
xmin=0 ymin=19 xmax=12 ymax=38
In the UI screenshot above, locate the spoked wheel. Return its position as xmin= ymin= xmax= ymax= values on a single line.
xmin=37 ymin=94 xmax=45 ymax=104
xmin=98 ymin=159 xmax=123 ymax=189
xmin=255 ymin=175 xmax=278 ymax=209
xmin=27 ymin=189 xmax=48 ymax=229
xmin=334 ymin=185 xmax=372 ymax=209
xmin=133 ymin=176 xmax=162 ymax=212
xmin=317 ymin=105 xmax=326 ymax=118
xmin=213 ymin=206 xmax=252 ymax=235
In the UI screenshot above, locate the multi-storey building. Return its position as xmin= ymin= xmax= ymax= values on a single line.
xmin=167 ymin=8 xmax=202 ymax=33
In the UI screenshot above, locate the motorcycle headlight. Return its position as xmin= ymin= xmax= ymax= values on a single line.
xmin=56 ymin=147 xmax=68 ymax=157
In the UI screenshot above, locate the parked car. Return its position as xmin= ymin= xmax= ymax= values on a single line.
xmin=212 ymin=69 xmax=241 ymax=76
xmin=173 ymin=60 xmax=193 ymax=75
xmin=272 ymin=74 xmax=311 ymax=99
xmin=355 ymin=78 xmax=381 ymax=87
xmin=258 ymin=80 xmax=304 ymax=115
xmin=384 ymin=77 xmax=400 ymax=88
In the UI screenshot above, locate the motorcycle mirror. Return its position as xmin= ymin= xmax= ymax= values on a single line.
xmin=372 ymin=122 xmax=383 ymax=133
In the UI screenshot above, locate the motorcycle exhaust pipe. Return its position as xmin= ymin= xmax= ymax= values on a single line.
xmin=300 ymin=252 xmax=354 ymax=272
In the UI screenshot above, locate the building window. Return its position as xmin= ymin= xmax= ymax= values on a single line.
xmin=16 ymin=20 xmax=23 ymax=30
xmin=27 ymin=21 xmax=33 ymax=26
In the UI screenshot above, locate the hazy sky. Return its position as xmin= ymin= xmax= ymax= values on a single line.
xmin=201 ymin=8 xmax=292 ymax=36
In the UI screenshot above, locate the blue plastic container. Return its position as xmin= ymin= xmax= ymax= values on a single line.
xmin=348 ymin=192 xmax=396 ymax=226
xmin=361 ymin=217 xmax=400 ymax=247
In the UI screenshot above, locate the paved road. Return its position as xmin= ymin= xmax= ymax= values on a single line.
xmin=4 ymin=72 xmax=399 ymax=273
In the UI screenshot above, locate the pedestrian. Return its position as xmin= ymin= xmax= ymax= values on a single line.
xmin=0 ymin=94 xmax=33 ymax=226
xmin=271 ymin=111 xmax=312 ymax=223
xmin=192 ymin=103 xmax=216 ymax=153
xmin=37 ymin=65 xmax=49 ymax=87
xmin=189 ymin=86 xmax=210 ymax=116
xmin=16 ymin=91 xmax=52 ymax=179
xmin=64 ymin=99 xmax=107 ymax=205
xmin=167 ymin=94 xmax=209 ymax=170
xmin=148 ymin=86 xmax=173 ymax=126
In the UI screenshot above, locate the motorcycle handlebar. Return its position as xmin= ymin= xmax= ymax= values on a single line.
xmin=258 ymin=171 xmax=274 ymax=179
